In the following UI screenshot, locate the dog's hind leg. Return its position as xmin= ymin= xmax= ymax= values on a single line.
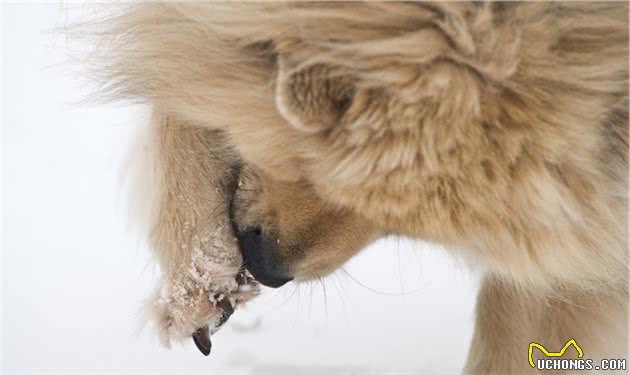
xmin=464 ymin=274 xmax=628 ymax=375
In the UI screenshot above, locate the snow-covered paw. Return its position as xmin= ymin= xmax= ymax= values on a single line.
xmin=147 ymin=267 xmax=259 ymax=355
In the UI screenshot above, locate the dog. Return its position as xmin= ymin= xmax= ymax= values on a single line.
xmin=84 ymin=2 xmax=628 ymax=373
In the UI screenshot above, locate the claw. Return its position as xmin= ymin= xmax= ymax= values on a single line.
xmin=208 ymin=296 xmax=235 ymax=337
xmin=216 ymin=297 xmax=235 ymax=326
xmin=192 ymin=326 xmax=211 ymax=356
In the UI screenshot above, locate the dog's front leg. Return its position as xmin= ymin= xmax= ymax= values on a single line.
xmin=144 ymin=112 xmax=245 ymax=346
xmin=464 ymin=275 xmax=628 ymax=375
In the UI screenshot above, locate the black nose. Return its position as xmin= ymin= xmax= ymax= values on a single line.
xmin=236 ymin=227 xmax=293 ymax=288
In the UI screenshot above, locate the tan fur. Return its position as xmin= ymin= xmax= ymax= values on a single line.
xmin=82 ymin=2 xmax=628 ymax=373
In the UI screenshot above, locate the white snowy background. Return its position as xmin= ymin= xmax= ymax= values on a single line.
xmin=2 ymin=3 xmax=480 ymax=374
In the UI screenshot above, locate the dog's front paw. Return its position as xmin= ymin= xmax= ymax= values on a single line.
xmin=145 ymin=253 xmax=259 ymax=352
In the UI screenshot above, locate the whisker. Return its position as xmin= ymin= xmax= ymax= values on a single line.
xmin=340 ymin=267 xmax=422 ymax=296
xmin=320 ymin=277 xmax=328 ymax=325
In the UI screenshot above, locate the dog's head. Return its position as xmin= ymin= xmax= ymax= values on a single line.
xmin=225 ymin=48 xmax=485 ymax=286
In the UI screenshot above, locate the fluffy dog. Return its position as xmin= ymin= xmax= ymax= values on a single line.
xmin=84 ymin=2 xmax=628 ymax=373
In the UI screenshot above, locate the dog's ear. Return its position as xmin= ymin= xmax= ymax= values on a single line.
xmin=275 ymin=57 xmax=356 ymax=133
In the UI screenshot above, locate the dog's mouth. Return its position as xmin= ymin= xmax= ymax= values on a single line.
xmin=225 ymin=163 xmax=295 ymax=289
